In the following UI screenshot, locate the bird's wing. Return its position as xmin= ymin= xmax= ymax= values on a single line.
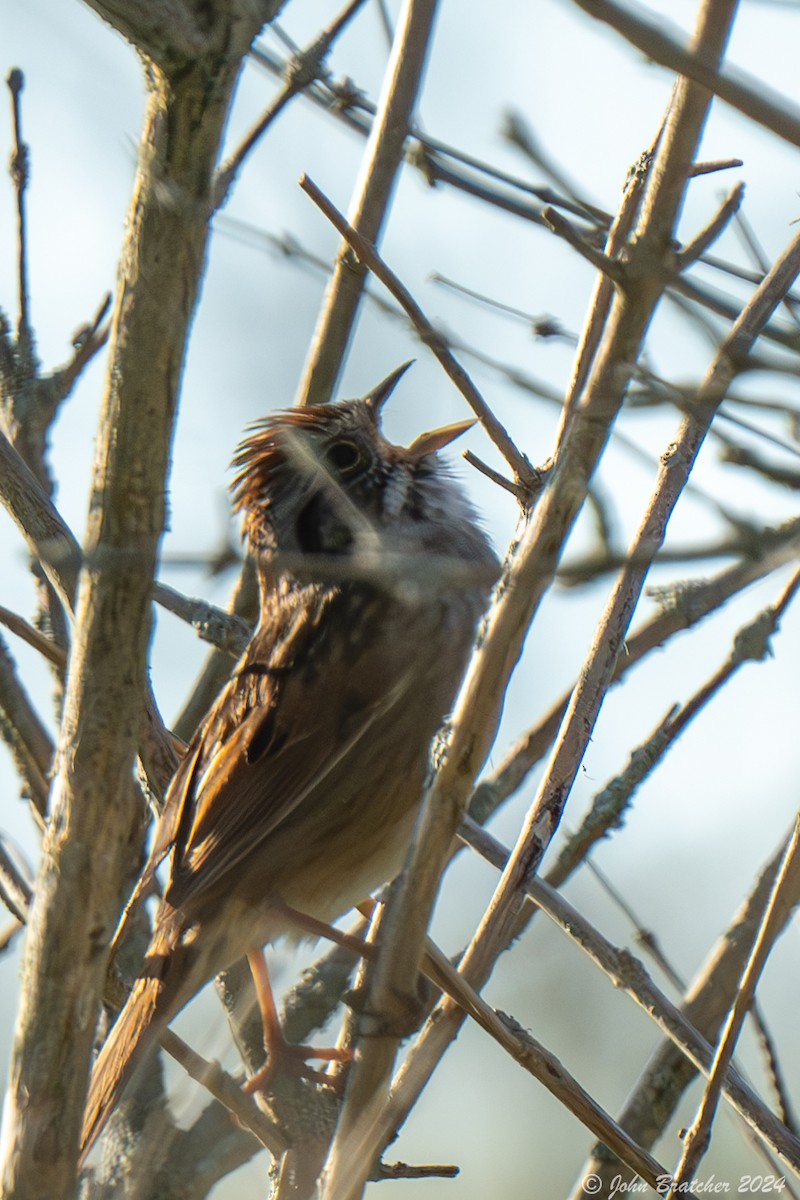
xmin=157 ymin=584 xmax=413 ymax=916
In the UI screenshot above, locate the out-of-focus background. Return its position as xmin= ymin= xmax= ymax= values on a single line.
xmin=1 ymin=1 xmax=800 ymax=1195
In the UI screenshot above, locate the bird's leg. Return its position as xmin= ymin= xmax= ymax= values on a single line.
xmin=243 ymin=897 xmax=435 ymax=1092
xmin=270 ymin=900 xmax=374 ymax=956
xmin=242 ymin=950 xmax=352 ymax=1093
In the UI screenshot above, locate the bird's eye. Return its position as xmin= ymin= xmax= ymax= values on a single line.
xmin=324 ymin=439 xmax=363 ymax=476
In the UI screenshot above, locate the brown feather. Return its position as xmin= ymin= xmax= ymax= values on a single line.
xmin=81 ymin=385 xmax=499 ymax=1163
xmin=81 ymin=920 xmax=194 ymax=1162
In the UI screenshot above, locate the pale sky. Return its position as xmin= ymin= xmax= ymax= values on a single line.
xmin=1 ymin=2 xmax=800 ymax=1195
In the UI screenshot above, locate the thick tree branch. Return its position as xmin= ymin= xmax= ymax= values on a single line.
xmin=0 ymin=8 xmax=267 ymax=1196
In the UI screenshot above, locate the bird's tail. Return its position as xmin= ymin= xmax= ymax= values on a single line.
xmin=80 ymin=924 xmax=195 ymax=1165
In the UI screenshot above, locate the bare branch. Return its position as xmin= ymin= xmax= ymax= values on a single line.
xmin=418 ymin=939 xmax=669 ymax=1189
xmin=542 ymin=205 xmax=627 ymax=283
xmin=153 ymin=582 xmax=251 ymax=658
xmin=295 ymin=0 xmax=440 ymax=406
xmin=465 ymin=173 xmax=800 ymax=993
xmin=560 ymin=144 xmax=654 ymax=429
xmin=0 ymin=838 xmax=33 ymax=927
xmin=575 ymin=831 xmax=800 ymax=1194
xmin=675 ymin=182 xmax=744 ymax=270
xmin=79 ymin=0 xmax=224 ymax=64
xmin=460 ymin=817 xmax=800 ymax=1178
xmin=250 ymin=41 xmax=604 ymax=233
xmin=671 ymin=805 xmax=800 ymax=1188
xmin=570 ymin=0 xmax=800 ymax=150
xmin=0 ymin=429 xmax=81 ymax=609
xmin=751 ymin=1000 xmax=800 ymax=1138
xmin=300 ymin=174 xmax=536 ymax=489
xmin=690 ymin=156 xmax=743 ymax=176
xmin=320 ymin=11 xmax=753 ymax=1191
xmin=0 ymin=603 xmax=66 ymax=669
xmin=0 ymin=9 xmax=267 ymax=1194
xmin=464 ymin=520 xmax=800 ymax=909
xmin=549 ymin=572 xmax=800 ymax=881
xmin=6 ymin=69 xmax=30 ymax=348
xmin=372 ymin=1161 xmax=458 ymax=1181
xmin=0 ymin=633 xmax=52 ymax=821
xmin=40 ymin=293 xmax=112 ymax=419
xmin=215 ymin=0 xmax=369 ymax=207
xmin=159 ymin=1030 xmax=288 ymax=1159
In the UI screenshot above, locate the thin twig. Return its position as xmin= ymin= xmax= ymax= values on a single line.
xmin=502 ymin=110 xmax=610 ymax=225
xmin=159 ymin=1030 xmax=288 ymax=1158
xmin=6 ymin=69 xmax=30 ymax=346
xmin=300 ymin=174 xmax=536 ymax=490
xmin=328 ymin=903 xmax=670 ymax=1190
xmin=675 ymin=182 xmax=744 ymax=270
xmin=560 ymin=144 xmax=655 ymax=429
xmin=372 ymin=1161 xmax=458 ymax=1181
xmin=295 ymin=0 xmax=441 ymax=408
xmin=0 ymin=839 xmax=33 ymax=926
xmin=542 ymin=205 xmax=627 ymax=283
xmin=731 ymin=206 xmax=800 ymax=335
xmin=214 ymin=0 xmax=369 ymax=207
xmin=573 ymin=833 xmax=800 ymax=1196
xmin=570 ymin=0 xmax=800 ymax=150
xmin=335 ymin=10 xmax=749 ymax=1184
xmin=41 ymin=293 xmax=112 ymax=418
xmin=418 ymin=938 xmax=669 ymax=1190
xmin=674 ymin=272 xmax=800 ymax=352
xmin=0 ymin=429 xmax=81 ymax=608
xmin=670 ymin=815 xmax=800 ymax=1192
xmin=462 ymin=449 xmax=532 ymax=501
xmin=248 ymin=46 xmax=591 ymax=231
xmin=0 ymin=632 xmax=53 ymax=821
xmin=250 ymin=36 xmax=800 ymax=315
xmin=552 ymin=573 xmax=800 ymax=885
xmin=586 ymin=859 xmax=685 ymax=992
xmin=153 ymin=582 xmax=251 ymax=658
xmin=690 ymin=157 xmax=743 ymax=176
xmin=469 ymin=515 xmax=800 ymax=835
xmin=0 ymin=604 xmax=67 ymax=669
xmin=459 ymin=817 xmax=800 ymax=1177
xmin=750 ymin=1000 xmax=800 ymax=1137
xmin=578 ymin=850 xmax=800 ymax=1186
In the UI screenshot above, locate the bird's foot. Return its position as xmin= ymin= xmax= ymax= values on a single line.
xmin=243 ymin=1038 xmax=351 ymax=1092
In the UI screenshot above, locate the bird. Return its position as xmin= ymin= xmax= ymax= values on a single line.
xmin=80 ymin=363 xmax=499 ymax=1160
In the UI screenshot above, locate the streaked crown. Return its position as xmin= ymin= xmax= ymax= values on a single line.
xmin=231 ymin=366 xmax=488 ymax=569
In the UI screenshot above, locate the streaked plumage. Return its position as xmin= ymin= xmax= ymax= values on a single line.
xmin=81 ymin=368 xmax=498 ymax=1160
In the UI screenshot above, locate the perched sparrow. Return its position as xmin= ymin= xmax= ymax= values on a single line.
xmin=81 ymin=365 xmax=499 ymax=1158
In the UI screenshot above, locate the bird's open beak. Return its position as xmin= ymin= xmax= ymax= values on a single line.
xmin=406 ymin=417 xmax=477 ymax=460
xmin=364 ymin=361 xmax=415 ymax=415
